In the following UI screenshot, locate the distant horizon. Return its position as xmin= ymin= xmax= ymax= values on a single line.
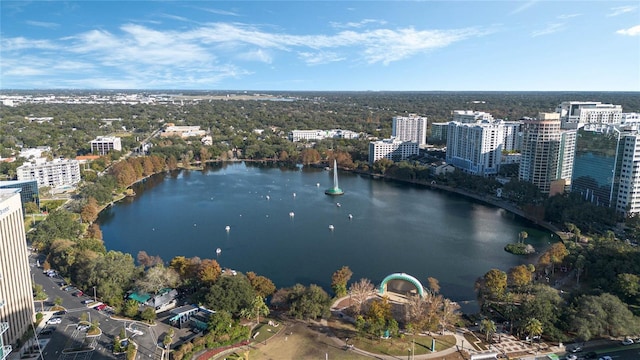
xmin=1 ymin=89 xmax=639 ymax=93
xmin=2 ymin=1 xmax=638 ymax=91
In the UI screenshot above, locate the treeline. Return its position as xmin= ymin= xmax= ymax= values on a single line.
xmin=475 ymin=235 xmax=640 ymax=342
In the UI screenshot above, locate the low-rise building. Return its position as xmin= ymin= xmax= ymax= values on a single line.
xmin=90 ymin=136 xmax=122 ymax=155
xmin=289 ymin=129 xmax=359 ymax=142
xmin=161 ymin=125 xmax=206 ymax=138
xmin=368 ymin=138 xmax=419 ymax=165
xmin=16 ymin=158 xmax=81 ymax=188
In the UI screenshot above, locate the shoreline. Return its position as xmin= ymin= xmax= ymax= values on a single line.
xmin=100 ymin=159 xmax=568 ymax=242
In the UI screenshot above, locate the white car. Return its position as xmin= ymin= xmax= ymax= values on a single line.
xmin=46 ymin=317 xmax=62 ymax=325
xmin=621 ymin=337 xmax=634 ymax=345
xmin=598 ymin=356 xmax=612 ymax=360
xmin=566 ymin=355 xmax=577 ymax=360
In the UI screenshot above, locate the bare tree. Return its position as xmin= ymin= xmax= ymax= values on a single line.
xmin=348 ymin=278 xmax=376 ymax=315
xmin=136 ymin=264 xmax=180 ymax=294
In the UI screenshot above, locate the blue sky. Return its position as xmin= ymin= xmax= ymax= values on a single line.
xmin=1 ymin=1 xmax=639 ymax=91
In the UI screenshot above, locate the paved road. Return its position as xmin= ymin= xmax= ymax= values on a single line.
xmin=29 ymin=253 xmax=164 ymax=360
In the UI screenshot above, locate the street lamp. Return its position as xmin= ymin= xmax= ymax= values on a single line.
xmin=93 ymin=286 xmax=96 ymax=302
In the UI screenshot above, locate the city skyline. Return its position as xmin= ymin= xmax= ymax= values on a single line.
xmin=1 ymin=1 xmax=639 ymax=91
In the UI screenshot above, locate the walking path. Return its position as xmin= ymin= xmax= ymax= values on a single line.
xmin=329 ymin=296 xmax=566 ymax=360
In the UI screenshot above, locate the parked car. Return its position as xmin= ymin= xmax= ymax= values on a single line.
xmin=621 ymin=338 xmax=634 ymax=345
xmin=63 ymin=286 xmax=76 ymax=292
xmin=82 ymin=299 xmax=93 ymax=304
xmin=77 ymin=324 xmax=90 ymax=331
xmin=598 ymin=356 xmax=612 ymax=360
xmin=566 ymin=355 xmax=577 ymax=360
xmin=40 ymin=327 xmax=55 ymax=336
xmin=53 ymin=310 xmax=67 ymax=315
xmin=95 ymin=304 xmax=107 ymax=311
xmin=73 ymin=290 xmax=83 ymax=297
xmin=46 ymin=317 xmax=62 ymax=325
xmin=569 ymin=346 xmax=582 ymax=353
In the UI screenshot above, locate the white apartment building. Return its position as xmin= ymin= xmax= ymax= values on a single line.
xmin=615 ymin=133 xmax=640 ymax=216
xmin=452 ymin=110 xmax=494 ymax=123
xmin=17 ymin=158 xmax=81 ymax=188
xmin=18 ymin=146 xmax=51 ymax=160
xmin=501 ymin=121 xmax=522 ymax=152
xmin=621 ymin=113 xmax=640 ymax=125
xmin=289 ymin=129 xmax=359 ymax=142
xmin=519 ymin=113 xmax=576 ymax=193
xmin=161 ymin=126 xmax=206 ymax=138
xmin=368 ymin=138 xmax=419 ymax=165
xmin=90 ymin=136 xmax=122 ymax=155
xmin=0 ymin=189 xmax=35 ymax=351
xmin=392 ymin=115 xmax=427 ymax=147
xmin=445 ymin=121 xmax=504 ymax=176
xmin=556 ymin=101 xmax=623 ymax=129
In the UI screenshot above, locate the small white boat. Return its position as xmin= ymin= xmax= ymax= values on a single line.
xmin=216 ymin=248 xmax=222 ymax=255
xmin=348 ymin=214 xmax=353 ymax=220
xmin=293 ymin=192 xmax=296 ymax=197
xmin=289 ymin=212 xmax=295 ymax=217
xmin=328 ymin=224 xmax=334 ymax=230
xmin=225 ymin=226 xmax=230 ymax=231
xmin=336 ymin=203 xmax=341 ymax=207
xmin=266 ymin=195 xmax=270 ymax=200
xmin=316 ymin=183 xmax=320 ymax=187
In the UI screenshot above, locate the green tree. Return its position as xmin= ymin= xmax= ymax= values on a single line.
xmin=287 ymin=284 xmax=331 ymax=320
xmin=123 ymin=299 xmax=139 ymax=318
xmin=240 ymin=295 xmax=270 ymax=324
xmin=24 ymin=201 xmax=39 ymax=214
xmin=140 ymin=306 xmax=157 ymax=323
xmin=524 ymin=318 xmax=543 ymax=342
xmin=569 ymin=293 xmax=640 ymax=340
xmin=518 ymin=231 xmax=528 ymax=244
xmin=331 ymin=265 xmax=353 ymax=298
xmin=245 ymin=271 xmax=276 ymax=298
xmin=202 ymin=275 xmax=256 ymax=316
xmin=509 ymin=265 xmax=532 ymax=288
xmin=483 ymin=269 xmax=508 ymax=298
xmin=480 ymin=318 xmax=496 ymax=342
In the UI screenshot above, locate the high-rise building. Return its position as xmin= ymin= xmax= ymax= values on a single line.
xmin=90 ymin=136 xmax=122 ymax=155
xmin=429 ymin=122 xmax=451 ymax=142
xmin=368 ymin=138 xmax=419 ymax=165
xmin=445 ymin=121 xmax=504 ymax=176
xmin=392 ymin=115 xmax=428 ymax=147
xmin=452 ymin=110 xmax=494 ymax=123
xmin=615 ymin=131 xmax=640 ymax=215
xmin=556 ymin=101 xmax=623 ymax=129
xmin=0 ymin=189 xmax=35 ymax=351
xmin=519 ymin=113 xmax=576 ymax=194
xmin=16 ymin=158 xmax=81 ymax=188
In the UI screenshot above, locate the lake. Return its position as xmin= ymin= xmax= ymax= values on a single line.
xmin=98 ymin=162 xmax=553 ymax=310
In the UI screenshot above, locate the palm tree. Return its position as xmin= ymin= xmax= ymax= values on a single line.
xmin=519 ymin=231 xmax=528 ymax=243
xmin=479 ymin=318 xmax=497 ymax=342
xmin=240 ymin=296 xmax=270 ymax=325
xmin=524 ymin=318 xmax=543 ymax=343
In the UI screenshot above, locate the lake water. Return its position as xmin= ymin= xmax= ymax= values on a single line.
xmin=98 ymin=162 xmax=553 ymax=309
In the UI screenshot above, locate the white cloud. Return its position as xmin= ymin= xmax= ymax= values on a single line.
xmin=532 ymin=23 xmax=564 ymax=37
xmin=607 ymin=6 xmax=637 ymax=17
xmin=25 ymin=20 xmax=59 ymax=29
xmin=330 ymin=19 xmax=387 ymax=29
xmin=195 ymin=7 xmax=239 ymax=17
xmin=510 ymin=1 xmax=538 ymax=15
xmin=298 ymin=51 xmax=345 ymax=65
xmin=237 ymin=49 xmax=273 ymax=63
xmin=616 ymin=25 xmax=640 ymax=36
xmin=557 ymin=13 xmax=581 ymax=20
xmin=1 ymin=20 xmax=486 ymax=87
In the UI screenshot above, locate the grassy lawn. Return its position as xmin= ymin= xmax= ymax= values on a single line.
xmin=251 ymin=320 xmax=281 ymax=343
xmin=351 ymin=334 xmax=456 ymax=356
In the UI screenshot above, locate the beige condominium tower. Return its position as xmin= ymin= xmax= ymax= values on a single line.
xmin=0 ymin=188 xmax=35 ymax=357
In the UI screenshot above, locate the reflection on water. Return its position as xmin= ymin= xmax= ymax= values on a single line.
xmin=99 ymin=162 xmax=553 ymax=309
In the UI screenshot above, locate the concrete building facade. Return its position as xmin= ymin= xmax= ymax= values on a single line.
xmin=16 ymin=159 xmax=81 ymax=188
xmin=368 ymin=138 xmax=419 ymax=165
xmin=556 ymin=101 xmax=623 ymax=129
xmin=0 ymin=189 xmax=35 ymax=351
xmin=452 ymin=110 xmax=494 ymax=123
xmin=392 ymin=115 xmax=428 ymax=147
xmin=90 ymin=136 xmax=122 ymax=155
xmin=519 ymin=113 xmax=576 ymax=194
xmin=445 ymin=121 xmax=504 ymax=176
